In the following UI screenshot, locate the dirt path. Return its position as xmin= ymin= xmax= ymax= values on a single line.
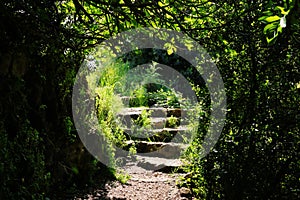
xmin=106 ymin=167 xmax=185 ymax=200
xmin=72 ymin=160 xmax=193 ymax=200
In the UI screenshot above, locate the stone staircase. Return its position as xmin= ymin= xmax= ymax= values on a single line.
xmin=115 ymin=96 xmax=192 ymax=172
xmin=70 ymin=97 xmax=195 ymax=199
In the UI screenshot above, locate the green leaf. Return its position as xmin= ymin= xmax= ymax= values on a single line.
xmin=167 ymin=48 xmax=173 ymax=55
xmin=267 ymin=36 xmax=275 ymax=43
xmin=258 ymin=16 xmax=269 ymax=21
xmin=72 ymin=166 xmax=79 ymax=175
xmin=223 ymin=39 xmax=229 ymax=45
xmin=277 ymin=25 xmax=283 ymax=33
xmin=265 ymin=16 xmax=280 ymax=22
xmin=262 ymin=10 xmax=273 ymax=16
xmin=158 ymin=1 xmax=165 ymax=7
xmin=263 ymin=23 xmax=277 ymax=34
xmin=275 ymin=6 xmax=290 ymax=15
xmin=266 ymin=31 xmax=278 ymax=43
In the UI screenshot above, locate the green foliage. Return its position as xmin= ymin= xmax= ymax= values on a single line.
xmin=1 ymin=0 xmax=112 ymax=198
xmin=164 ymin=1 xmax=300 ymax=199
xmin=1 ymin=0 xmax=299 ymax=199
xmin=0 ymin=122 xmax=50 ymax=199
xmin=92 ymin=61 xmax=130 ymax=163
xmin=129 ymin=86 xmax=148 ymax=107
xmin=115 ymin=171 xmax=131 ymax=184
xmin=148 ymin=88 xmax=181 ymax=108
xmin=134 ymin=109 xmax=152 ymax=129
xmin=166 ymin=115 xmax=178 ymax=128
xmin=259 ymin=0 xmax=297 ymax=43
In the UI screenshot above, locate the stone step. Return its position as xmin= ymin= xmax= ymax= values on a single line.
xmin=151 ymin=117 xmax=184 ymax=128
xmin=122 ymin=126 xmax=190 ymax=142
xmin=149 ymin=107 xmax=167 ymax=117
xmin=119 ymin=116 xmax=184 ymax=129
xmin=119 ymin=154 xmax=185 ymax=172
xmin=134 ymin=155 xmax=184 ymax=172
xmin=120 ymin=96 xmax=137 ymax=105
xmin=117 ymin=107 xmax=166 ymax=118
xmin=149 ymin=117 xmax=166 ymax=129
xmin=117 ymin=107 xmax=188 ymax=118
xmin=117 ymin=107 xmax=189 ymax=130
xmin=117 ymin=107 xmax=147 ymax=120
xmin=124 ymin=141 xmax=188 ymax=158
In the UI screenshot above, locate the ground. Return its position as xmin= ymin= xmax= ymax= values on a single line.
xmin=72 ymin=160 xmax=193 ymax=200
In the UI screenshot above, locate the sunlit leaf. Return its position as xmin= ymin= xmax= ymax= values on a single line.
xmin=158 ymin=1 xmax=164 ymax=7
xmin=258 ymin=16 xmax=269 ymax=21
xmin=266 ymin=35 xmax=277 ymax=43
xmin=167 ymin=48 xmax=173 ymax=55
xmin=275 ymin=6 xmax=290 ymax=15
xmin=263 ymin=23 xmax=277 ymax=34
xmin=265 ymin=16 xmax=280 ymax=22
xmin=277 ymin=25 xmax=283 ymax=33
xmin=262 ymin=10 xmax=273 ymax=16
xmin=223 ymin=40 xmax=229 ymax=45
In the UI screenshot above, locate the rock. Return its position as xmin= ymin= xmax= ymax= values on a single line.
xmin=149 ymin=107 xmax=167 ymax=117
xmin=180 ymin=187 xmax=192 ymax=196
xmin=135 ymin=155 xmax=183 ymax=171
xmin=124 ymin=141 xmax=188 ymax=158
xmin=150 ymin=117 xmax=166 ymax=129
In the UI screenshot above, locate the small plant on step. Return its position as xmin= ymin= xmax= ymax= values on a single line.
xmin=129 ymin=86 xmax=148 ymax=107
xmin=133 ymin=109 xmax=152 ymax=128
xmin=166 ymin=115 xmax=179 ymax=128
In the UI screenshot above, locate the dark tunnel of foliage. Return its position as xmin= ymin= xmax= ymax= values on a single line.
xmin=0 ymin=0 xmax=299 ymax=199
